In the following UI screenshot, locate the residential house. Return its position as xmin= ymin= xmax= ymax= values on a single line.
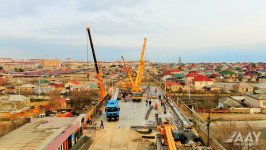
xmin=169 ymin=69 xmax=180 ymax=75
xmin=0 ymin=78 xmax=6 ymax=86
xmin=65 ymin=80 xmax=81 ymax=91
xmin=53 ymin=98 xmax=67 ymax=109
xmin=220 ymin=70 xmax=237 ymax=82
xmin=217 ymin=97 xmax=242 ymax=109
xmin=258 ymin=69 xmax=266 ymax=76
xmin=194 ymin=75 xmax=213 ymax=90
xmin=33 ymin=85 xmax=55 ymax=95
xmin=0 ymin=95 xmax=31 ymax=113
xmin=233 ymin=83 xmax=253 ymax=94
xmin=172 ymin=74 xmax=184 ymax=80
xmin=19 ymin=83 xmax=36 ymax=94
xmin=185 ymin=72 xmax=199 ymax=85
xmin=244 ymin=92 xmax=266 ymax=108
xmin=166 ymin=81 xmax=184 ymax=92
xmin=253 ymin=83 xmax=266 ymax=92
xmin=48 ymin=83 xmax=65 ymax=91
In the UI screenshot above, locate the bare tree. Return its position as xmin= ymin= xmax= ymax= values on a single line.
xmin=69 ymin=90 xmax=98 ymax=107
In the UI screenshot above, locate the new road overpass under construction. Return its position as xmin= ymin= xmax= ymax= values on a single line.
xmin=84 ymin=86 xmax=215 ymax=150
xmin=0 ymin=28 xmax=225 ymax=150
xmin=0 ymin=86 xmax=223 ymax=150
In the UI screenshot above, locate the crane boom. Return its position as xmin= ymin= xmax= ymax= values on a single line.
xmin=86 ymin=28 xmax=105 ymax=101
xmin=121 ymin=56 xmax=134 ymax=87
xmin=132 ymin=37 xmax=147 ymax=92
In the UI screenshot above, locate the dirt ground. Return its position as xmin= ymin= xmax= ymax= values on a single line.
xmin=199 ymin=113 xmax=266 ymax=121
xmin=86 ymin=123 xmax=156 ymax=150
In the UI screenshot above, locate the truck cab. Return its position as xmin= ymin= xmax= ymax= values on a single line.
xmin=105 ymin=99 xmax=120 ymax=121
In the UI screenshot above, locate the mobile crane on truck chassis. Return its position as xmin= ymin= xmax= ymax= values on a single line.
xmin=86 ymin=28 xmax=105 ymax=102
xmin=122 ymin=38 xmax=147 ymax=101
xmin=121 ymin=56 xmax=135 ymax=92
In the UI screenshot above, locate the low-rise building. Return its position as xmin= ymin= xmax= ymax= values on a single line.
xmin=166 ymin=81 xmax=184 ymax=92
xmin=19 ymin=83 xmax=36 ymax=94
xmin=233 ymin=83 xmax=253 ymax=94
xmin=244 ymin=92 xmax=266 ymax=108
xmin=41 ymin=59 xmax=62 ymax=69
xmin=0 ymin=115 xmax=85 ymax=150
xmin=194 ymin=75 xmax=213 ymax=90
xmin=0 ymin=58 xmax=13 ymax=64
xmin=3 ymin=62 xmax=39 ymax=72
xmin=217 ymin=97 xmax=242 ymax=109
xmin=0 ymin=95 xmax=30 ymax=113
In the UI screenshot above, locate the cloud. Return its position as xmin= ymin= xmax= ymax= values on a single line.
xmin=0 ymin=0 xmax=266 ymax=62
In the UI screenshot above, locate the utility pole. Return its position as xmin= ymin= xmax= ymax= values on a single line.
xmin=207 ymin=110 xmax=211 ymax=147
xmin=164 ymin=80 xmax=167 ymax=93
xmin=188 ymin=85 xmax=191 ymax=99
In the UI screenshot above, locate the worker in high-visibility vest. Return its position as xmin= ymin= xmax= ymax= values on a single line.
xmin=160 ymin=127 xmax=166 ymax=145
xmin=154 ymin=103 xmax=158 ymax=110
xmin=99 ymin=107 xmax=103 ymax=115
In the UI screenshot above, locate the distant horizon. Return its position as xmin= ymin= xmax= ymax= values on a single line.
xmin=1 ymin=57 xmax=265 ymax=64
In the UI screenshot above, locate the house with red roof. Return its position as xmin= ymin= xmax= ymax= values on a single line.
xmin=166 ymin=81 xmax=184 ymax=92
xmin=185 ymin=72 xmax=199 ymax=85
xmin=169 ymin=69 xmax=180 ymax=74
xmin=194 ymin=75 xmax=213 ymax=90
xmin=0 ymin=78 xmax=6 ymax=86
xmin=48 ymin=83 xmax=65 ymax=91
xmin=65 ymin=80 xmax=81 ymax=91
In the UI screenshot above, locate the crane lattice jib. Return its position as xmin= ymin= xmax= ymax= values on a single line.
xmin=132 ymin=37 xmax=147 ymax=92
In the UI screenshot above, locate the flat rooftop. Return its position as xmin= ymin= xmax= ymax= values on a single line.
xmin=0 ymin=116 xmax=84 ymax=150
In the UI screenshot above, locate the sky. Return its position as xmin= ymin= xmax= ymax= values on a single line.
xmin=0 ymin=0 xmax=266 ymax=63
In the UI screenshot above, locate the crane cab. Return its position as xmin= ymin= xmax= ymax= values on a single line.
xmin=132 ymin=92 xmax=142 ymax=102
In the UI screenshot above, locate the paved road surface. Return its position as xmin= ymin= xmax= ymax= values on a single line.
xmin=88 ymin=86 xmax=161 ymax=150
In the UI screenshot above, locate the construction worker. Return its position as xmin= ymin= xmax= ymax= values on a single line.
xmin=161 ymin=99 xmax=164 ymax=107
xmin=154 ymin=103 xmax=158 ymax=110
xmin=100 ymin=119 xmax=104 ymax=129
xmin=99 ymin=107 xmax=103 ymax=116
xmin=88 ymin=117 xmax=92 ymax=125
xmin=160 ymin=127 xmax=166 ymax=145
xmin=146 ymin=99 xmax=148 ymax=106
xmin=122 ymin=92 xmax=126 ymax=100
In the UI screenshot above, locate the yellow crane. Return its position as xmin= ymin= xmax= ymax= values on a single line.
xmin=125 ymin=37 xmax=147 ymax=101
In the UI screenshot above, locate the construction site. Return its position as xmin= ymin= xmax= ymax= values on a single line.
xmin=0 ymin=27 xmax=226 ymax=150
xmin=0 ymin=26 xmax=265 ymax=150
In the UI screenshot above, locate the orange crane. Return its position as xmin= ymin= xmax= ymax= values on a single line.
xmin=121 ymin=56 xmax=134 ymax=92
xmin=86 ymin=28 xmax=105 ymax=101
xmin=131 ymin=37 xmax=147 ymax=101
xmin=158 ymin=124 xmax=181 ymax=150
